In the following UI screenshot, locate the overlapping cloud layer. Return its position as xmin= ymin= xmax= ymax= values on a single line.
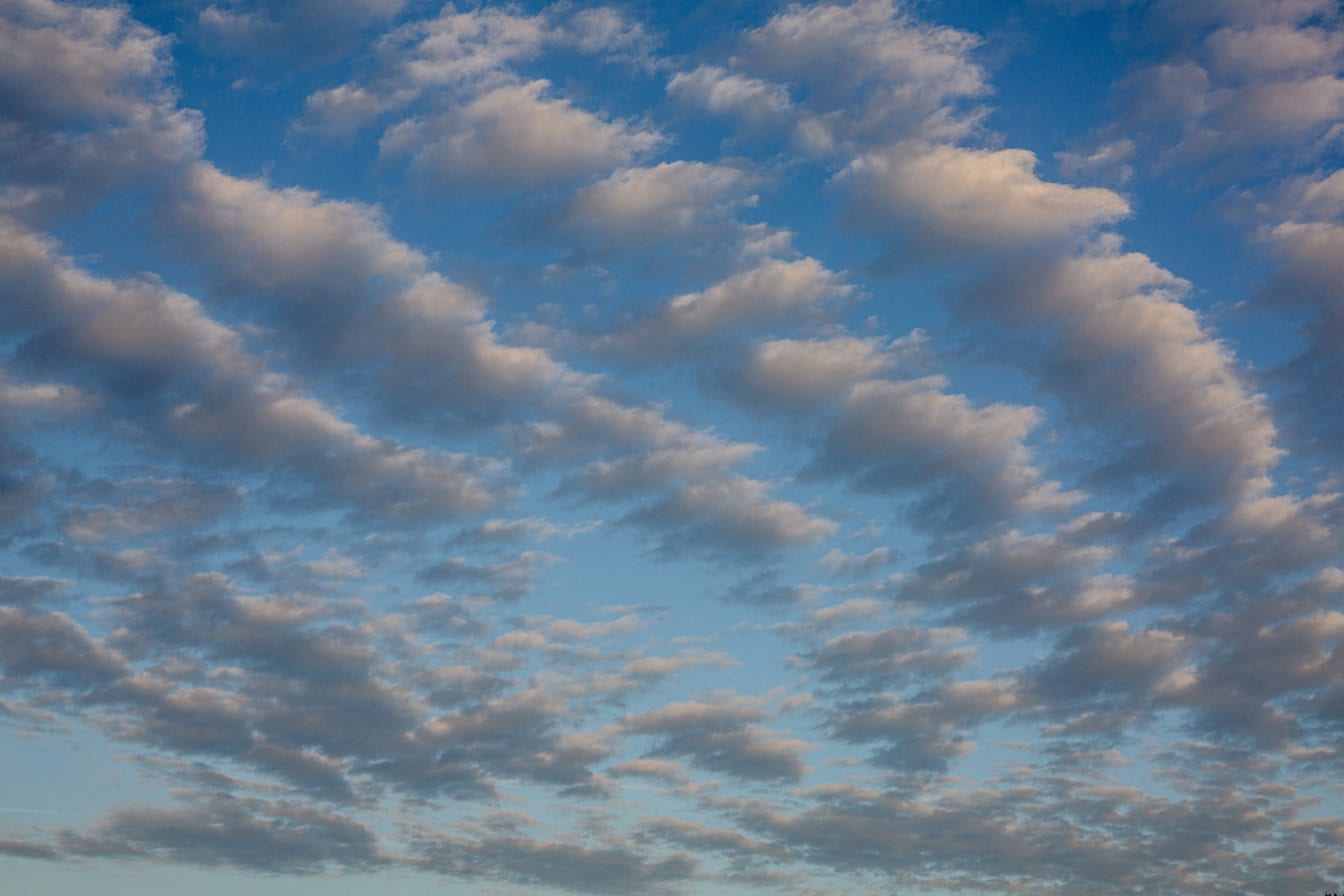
xmin=2 ymin=1 xmax=1343 ymax=894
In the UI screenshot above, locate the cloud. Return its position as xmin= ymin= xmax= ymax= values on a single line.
xmin=603 ymin=256 xmax=852 ymax=357
xmin=297 ymin=2 xmax=653 ymax=135
xmin=896 ymin=526 xmax=1137 ymax=631
xmin=959 ymin=238 xmax=1282 ymax=516
xmin=0 ymin=0 xmax=174 ymax=125
xmin=5 ymin=2 xmax=1344 ymax=893
xmin=381 ymin=80 xmax=661 ymax=190
xmin=409 ymin=828 xmax=695 ymax=894
xmin=417 ymin=550 xmax=556 ymax=600
xmin=728 ymin=332 xmax=923 ymax=410
xmin=624 ymin=476 xmax=836 ymax=558
xmin=807 ymin=375 xmax=1081 ymax=535
xmin=797 ymin=624 xmax=974 ymax=692
xmin=0 ymin=574 xmax=69 ymax=607
xmin=0 ymin=0 xmax=201 ymax=222
xmin=608 ymin=758 xmax=687 ymax=785
xmin=198 ymin=0 xmax=405 ymax=62
xmin=839 ymin=142 xmax=1130 ymax=253
xmin=817 ymin=545 xmax=898 ymax=577
xmin=0 ymin=606 xmax=129 ymax=690
xmin=0 ymin=369 xmax=91 ymax=415
xmin=60 ymin=477 xmax=243 ymax=544
xmin=1260 ymin=217 xmax=1344 ymax=459
xmin=622 ymin=697 xmax=812 ymax=782
xmin=1101 ymin=3 xmax=1344 ymax=163
xmin=553 ymin=160 xmax=758 ymax=252
xmin=822 ymin=678 xmax=1022 ymax=773
xmin=667 ymin=65 xmax=797 ymax=130
xmin=734 ymin=0 xmax=987 ymax=146
xmin=58 ymin=792 xmax=384 ymax=872
xmin=295 ymin=3 xmax=659 ymax=192
xmin=1025 ymin=620 xmax=1192 ymax=713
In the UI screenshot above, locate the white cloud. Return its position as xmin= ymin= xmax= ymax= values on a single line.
xmin=381 ymin=80 xmax=661 ymax=189
xmin=736 ymin=0 xmax=987 ymax=144
xmin=840 ymin=142 xmax=1130 ymax=249
xmin=558 ymin=161 xmax=756 ymax=249
xmin=732 ymin=332 xmax=925 ymax=409
xmin=962 ymin=238 xmax=1282 ymax=509
xmin=813 ymin=375 xmax=1082 ymax=531
xmin=605 ymin=256 xmax=851 ymax=356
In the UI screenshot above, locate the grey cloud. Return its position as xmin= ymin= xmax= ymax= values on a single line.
xmin=1 ymin=214 xmax=500 ymax=525
xmin=622 ymin=698 xmax=811 ymax=783
xmin=817 ymin=545 xmax=898 ymax=577
xmin=807 ymin=375 xmax=1081 ymax=535
xmin=537 ymin=395 xmax=759 ymax=490
xmin=550 ymin=160 xmax=759 ymax=255
xmin=624 ymin=476 xmax=836 ymax=559
xmin=838 ymin=141 xmax=1129 ymax=256
xmin=168 ymin=386 xmax=503 ymax=523
xmin=47 ymin=573 xmax=611 ymax=802
xmin=1261 ymin=218 xmax=1344 ymax=460
xmin=601 ymin=255 xmax=853 ymax=358
xmin=0 ymin=0 xmax=202 ymax=222
xmin=380 ymin=80 xmax=661 ymax=191
xmin=1104 ymin=3 xmax=1344 ymax=164
xmin=296 ymin=2 xmax=653 ymax=136
xmin=734 ymin=0 xmax=988 ymax=147
xmin=198 ymin=0 xmax=405 ymax=62
xmin=60 ymin=477 xmax=243 ymax=544
xmin=0 ymin=574 xmax=69 ymax=607
xmin=823 ymin=678 xmax=1021 ymax=773
xmin=608 ymin=757 xmax=687 ymax=784
xmin=523 ymin=396 xmax=831 ymax=560
xmin=667 ymin=65 xmax=803 ymax=139
xmin=798 ymin=625 xmax=974 ymax=693
xmin=0 ymin=368 xmax=92 ymax=415
xmin=0 ymin=0 xmax=174 ymax=126
xmin=0 ymin=606 xmax=129 ymax=690
xmin=1025 ymin=620 xmax=1192 ymax=714
xmin=641 ymin=816 xmax=792 ymax=860
xmin=58 ymin=791 xmax=384 ymax=872
xmin=958 ymin=240 xmax=1281 ymax=519
xmin=409 ymin=828 xmax=695 ymax=894
xmin=0 ymin=836 xmax=61 ymax=860
xmin=168 ymin=163 xmax=589 ymax=426
xmin=897 ymin=525 xmax=1137 ymax=632
xmin=453 ymin=516 xmax=600 ymax=545
xmin=417 ymin=550 xmax=557 ymax=601
xmin=729 ymin=333 xmax=921 ymax=411
xmin=714 ymin=768 xmax=1344 ymax=893
xmin=724 ymin=570 xmax=829 ymax=608
xmin=1170 ymin=569 xmax=1344 ymax=746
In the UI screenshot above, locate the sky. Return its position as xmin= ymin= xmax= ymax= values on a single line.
xmin=1 ymin=0 xmax=1343 ymax=893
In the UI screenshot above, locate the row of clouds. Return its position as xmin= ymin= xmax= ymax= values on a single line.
xmin=2 ymin=0 xmax=1343 ymax=894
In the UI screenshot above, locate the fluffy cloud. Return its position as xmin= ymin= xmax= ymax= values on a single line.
xmin=603 ymin=256 xmax=852 ymax=356
xmin=734 ymin=0 xmax=987 ymax=146
xmin=730 ymin=332 xmax=922 ymax=409
xmin=622 ymin=697 xmax=812 ymax=782
xmin=198 ymin=0 xmax=405 ymax=60
xmin=808 ymin=375 xmax=1081 ymax=534
xmin=4 ymin=2 xmax=1344 ymax=893
xmin=381 ymin=80 xmax=661 ymax=190
xmin=839 ymin=142 xmax=1130 ymax=252
xmin=959 ymin=239 xmax=1282 ymax=515
xmin=554 ymin=160 xmax=757 ymax=251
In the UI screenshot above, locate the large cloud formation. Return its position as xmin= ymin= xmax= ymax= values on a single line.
xmin=2 ymin=1 xmax=1343 ymax=895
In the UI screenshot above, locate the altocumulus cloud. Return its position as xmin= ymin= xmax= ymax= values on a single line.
xmin=2 ymin=1 xmax=1344 ymax=895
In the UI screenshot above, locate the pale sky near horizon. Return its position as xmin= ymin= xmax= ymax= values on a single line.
xmin=2 ymin=0 xmax=1344 ymax=893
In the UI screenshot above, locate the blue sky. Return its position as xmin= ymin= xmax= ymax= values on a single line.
xmin=2 ymin=0 xmax=1343 ymax=893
